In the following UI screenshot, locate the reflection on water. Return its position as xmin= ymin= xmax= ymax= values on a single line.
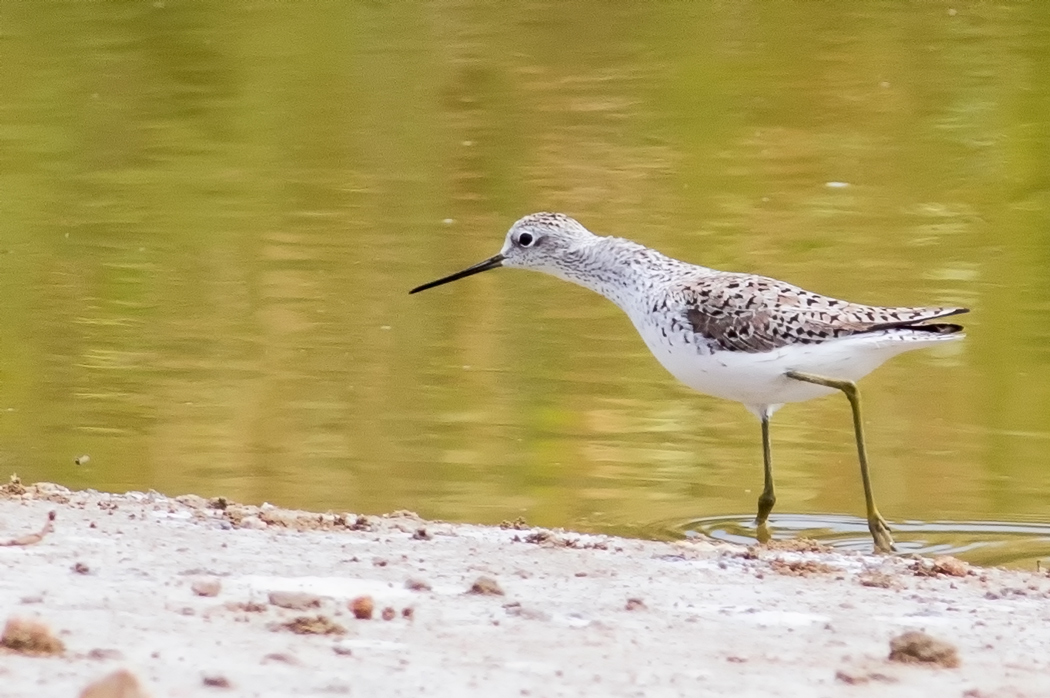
xmin=1 ymin=3 xmax=1050 ymax=567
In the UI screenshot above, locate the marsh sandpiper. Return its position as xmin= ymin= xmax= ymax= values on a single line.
xmin=410 ymin=213 xmax=968 ymax=552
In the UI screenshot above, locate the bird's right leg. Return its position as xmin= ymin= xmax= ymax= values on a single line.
xmin=784 ymin=370 xmax=895 ymax=553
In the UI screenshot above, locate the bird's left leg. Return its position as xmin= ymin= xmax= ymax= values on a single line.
xmin=755 ymin=411 xmax=775 ymax=544
xmin=784 ymin=370 xmax=896 ymax=553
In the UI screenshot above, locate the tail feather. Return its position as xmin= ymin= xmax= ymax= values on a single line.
xmin=865 ymin=307 xmax=969 ymax=334
xmin=897 ymin=322 xmax=965 ymax=335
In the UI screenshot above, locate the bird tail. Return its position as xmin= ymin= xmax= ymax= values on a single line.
xmin=864 ymin=307 xmax=969 ymax=334
xmin=897 ymin=322 xmax=965 ymax=335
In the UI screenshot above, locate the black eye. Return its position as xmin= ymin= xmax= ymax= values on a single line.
xmin=518 ymin=232 xmax=535 ymax=247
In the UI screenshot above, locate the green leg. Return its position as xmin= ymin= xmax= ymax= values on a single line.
xmin=785 ymin=370 xmax=896 ymax=553
xmin=755 ymin=412 xmax=775 ymax=544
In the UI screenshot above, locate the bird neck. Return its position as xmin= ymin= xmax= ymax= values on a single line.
xmin=552 ymin=236 xmax=704 ymax=311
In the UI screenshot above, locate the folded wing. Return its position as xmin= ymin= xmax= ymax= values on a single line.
xmin=680 ymin=272 xmax=968 ymax=354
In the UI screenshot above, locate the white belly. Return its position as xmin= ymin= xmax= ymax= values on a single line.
xmin=635 ymin=324 xmax=962 ymax=413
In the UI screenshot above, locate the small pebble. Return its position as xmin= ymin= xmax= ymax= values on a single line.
xmin=350 ymin=596 xmax=374 ymax=620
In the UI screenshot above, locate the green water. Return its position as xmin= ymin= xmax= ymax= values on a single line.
xmin=2 ymin=2 xmax=1050 ymax=566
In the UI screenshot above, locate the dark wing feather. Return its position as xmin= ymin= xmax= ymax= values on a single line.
xmin=681 ymin=272 xmax=968 ymax=353
xmin=685 ymin=307 xmax=783 ymax=352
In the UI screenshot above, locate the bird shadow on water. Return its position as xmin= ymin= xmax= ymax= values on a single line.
xmin=656 ymin=514 xmax=1050 ymax=570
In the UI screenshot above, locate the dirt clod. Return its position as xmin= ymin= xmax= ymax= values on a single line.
xmin=931 ymin=556 xmax=969 ymax=577
xmin=1 ymin=473 xmax=26 ymax=497
xmin=237 ymin=516 xmax=267 ymax=530
xmin=912 ymin=555 xmax=970 ymax=578
xmin=761 ymin=538 xmax=831 ymax=554
xmin=79 ymin=668 xmax=151 ymax=698
xmin=262 ymin=652 xmax=298 ymax=665
xmin=405 ymin=577 xmax=431 ymax=592
xmin=769 ymin=559 xmax=836 ymax=577
xmin=513 ymin=529 xmax=607 ymax=549
xmin=858 ymin=571 xmax=898 ymax=589
xmin=73 ymin=562 xmax=91 ymax=575
xmin=1 ymin=616 xmax=65 ymax=655
xmin=191 ymin=579 xmax=222 ymax=597
xmin=468 ymin=576 xmax=504 ymax=596
xmin=348 ymin=515 xmax=371 ymax=531
xmin=523 ymin=530 xmax=552 ymax=544
xmin=87 ymin=648 xmax=124 ymax=661
xmin=888 ymin=630 xmax=960 ymax=668
xmin=625 ymin=597 xmax=647 ymax=611
xmin=276 ymin=615 xmax=345 ymax=636
xmin=350 ymin=595 xmax=374 ymax=619
xmin=835 ymin=669 xmax=897 ymax=684
xmin=381 ymin=606 xmax=396 ymax=621
xmin=268 ymin=591 xmax=322 ymax=610
xmin=412 ymin=527 xmax=431 ymax=540
xmin=202 ymin=674 xmax=231 ymax=688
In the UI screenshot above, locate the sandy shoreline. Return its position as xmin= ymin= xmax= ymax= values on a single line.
xmin=1 ymin=480 xmax=1048 ymax=697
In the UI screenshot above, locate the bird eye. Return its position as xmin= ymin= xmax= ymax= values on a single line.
xmin=518 ymin=232 xmax=535 ymax=247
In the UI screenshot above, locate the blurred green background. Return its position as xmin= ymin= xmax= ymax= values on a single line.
xmin=2 ymin=2 xmax=1049 ymax=564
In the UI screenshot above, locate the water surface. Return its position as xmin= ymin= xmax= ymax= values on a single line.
xmin=2 ymin=2 xmax=1050 ymax=566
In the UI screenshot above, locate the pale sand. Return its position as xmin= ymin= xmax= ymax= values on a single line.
xmin=1 ymin=481 xmax=1047 ymax=697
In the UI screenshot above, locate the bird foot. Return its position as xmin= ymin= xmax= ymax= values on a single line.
xmin=869 ymin=516 xmax=896 ymax=553
xmin=755 ymin=520 xmax=772 ymax=545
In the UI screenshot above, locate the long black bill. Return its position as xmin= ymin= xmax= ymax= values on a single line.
xmin=409 ymin=254 xmax=505 ymax=294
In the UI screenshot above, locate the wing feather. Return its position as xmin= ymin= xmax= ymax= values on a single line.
xmin=680 ymin=273 xmax=968 ymax=353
